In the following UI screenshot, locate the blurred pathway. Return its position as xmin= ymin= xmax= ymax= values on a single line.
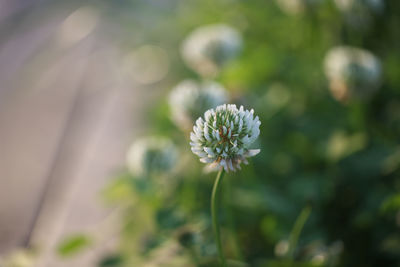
xmin=0 ymin=3 xmax=157 ymax=266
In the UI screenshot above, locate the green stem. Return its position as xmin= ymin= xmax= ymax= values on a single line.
xmin=288 ymin=205 xmax=312 ymax=260
xmin=211 ymin=169 xmax=226 ymax=267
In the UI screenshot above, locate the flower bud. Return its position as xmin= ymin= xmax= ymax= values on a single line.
xmin=126 ymin=137 xmax=178 ymax=177
xmin=169 ymin=79 xmax=228 ymax=131
xmin=324 ymin=46 xmax=381 ymax=102
xmin=181 ymin=24 xmax=242 ymax=77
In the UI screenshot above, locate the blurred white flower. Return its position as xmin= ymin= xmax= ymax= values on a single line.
xmin=335 ymin=0 xmax=384 ymax=13
xmin=324 ymin=46 xmax=381 ymax=102
xmin=190 ymin=104 xmax=261 ymax=172
xmin=275 ymin=239 xmax=290 ymax=257
xmin=334 ymin=0 xmax=384 ymax=28
xmin=275 ymin=0 xmax=321 ymax=15
xmin=181 ymin=24 xmax=243 ymax=77
xmin=306 ymin=240 xmax=344 ymax=266
xmin=126 ymin=137 xmax=178 ymax=177
xmin=311 ymin=252 xmax=328 ymax=265
xmin=169 ymin=79 xmax=228 ymax=130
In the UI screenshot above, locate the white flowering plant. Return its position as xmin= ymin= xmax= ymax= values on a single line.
xmin=188 ymin=104 xmax=260 ymax=266
xmin=57 ymin=1 xmax=400 ymax=266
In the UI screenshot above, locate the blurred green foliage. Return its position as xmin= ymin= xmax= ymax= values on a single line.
xmin=57 ymin=234 xmax=91 ymax=257
xmin=60 ymin=0 xmax=400 ymax=266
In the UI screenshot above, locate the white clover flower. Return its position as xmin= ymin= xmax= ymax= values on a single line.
xmin=181 ymin=24 xmax=243 ymax=77
xmin=324 ymin=46 xmax=381 ymax=102
xmin=190 ymin=104 xmax=261 ymax=172
xmin=126 ymin=137 xmax=178 ymax=177
xmin=169 ymin=79 xmax=228 ymax=130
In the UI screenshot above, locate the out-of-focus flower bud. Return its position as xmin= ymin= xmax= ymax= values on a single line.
xmin=275 ymin=0 xmax=322 ymax=15
xmin=275 ymin=239 xmax=290 ymax=257
xmin=169 ymin=79 xmax=228 ymax=131
xmin=181 ymin=24 xmax=242 ymax=77
xmin=334 ymin=0 xmax=384 ymax=28
xmin=126 ymin=137 xmax=178 ymax=177
xmin=324 ymin=46 xmax=381 ymax=102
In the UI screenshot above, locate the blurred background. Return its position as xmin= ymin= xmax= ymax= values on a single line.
xmin=0 ymin=0 xmax=399 ymax=266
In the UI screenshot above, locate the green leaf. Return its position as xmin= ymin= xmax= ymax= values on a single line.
xmin=381 ymin=194 xmax=400 ymax=214
xmin=102 ymin=175 xmax=134 ymax=203
xmin=57 ymin=234 xmax=91 ymax=257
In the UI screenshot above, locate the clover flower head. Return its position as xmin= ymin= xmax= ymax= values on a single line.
xmin=324 ymin=46 xmax=381 ymax=102
xmin=126 ymin=137 xmax=178 ymax=177
xmin=181 ymin=24 xmax=242 ymax=77
xmin=169 ymin=79 xmax=228 ymax=130
xmin=190 ymin=104 xmax=261 ymax=172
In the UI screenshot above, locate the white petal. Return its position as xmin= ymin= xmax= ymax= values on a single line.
xmin=219 ymin=159 xmax=226 ymax=169
xmin=204 ymin=128 xmax=211 ymax=142
xmin=191 ymin=146 xmax=202 ymax=153
xmin=189 ymin=142 xmax=198 ymax=147
xmin=197 ymin=152 xmax=207 ymax=157
xmin=212 ymin=130 xmax=218 ymax=139
xmin=196 ymin=130 xmax=203 ymax=140
xmin=200 ymin=157 xmax=215 ymax=163
xmin=223 ymin=164 xmax=229 ymax=172
xmin=227 ymin=159 xmax=234 ymax=171
xmin=242 ymin=135 xmax=250 ymax=144
xmin=204 ymin=147 xmax=215 ymax=156
xmin=190 ymin=132 xmax=198 ymax=142
xmin=238 ymin=119 xmax=243 ymax=132
xmin=203 ymin=162 xmax=221 ymax=173
xmin=193 ymin=126 xmax=199 ymax=135
xmin=196 ymin=117 xmax=204 ymax=126
xmin=246 ymin=149 xmax=260 ymax=157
